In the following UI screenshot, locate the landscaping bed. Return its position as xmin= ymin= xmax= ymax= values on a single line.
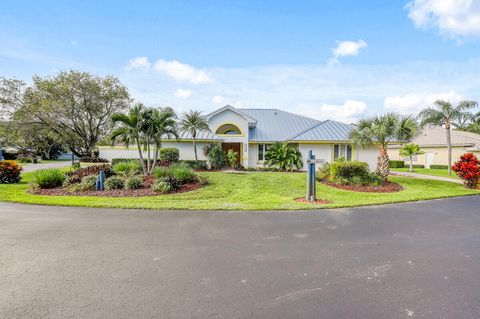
xmin=321 ymin=181 xmax=403 ymax=193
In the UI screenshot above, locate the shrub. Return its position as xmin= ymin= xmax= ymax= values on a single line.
xmin=159 ymin=148 xmax=180 ymax=163
xmin=412 ymin=164 xmax=424 ymax=168
xmin=203 ymin=144 xmax=225 ymax=169
xmin=331 ymin=161 xmax=370 ymax=181
xmin=453 ymin=153 xmax=480 ymax=189
xmin=125 ymin=176 xmax=143 ymax=190
xmin=0 ymin=160 xmax=22 ymax=184
xmin=104 ymin=176 xmax=124 ymax=190
xmin=32 ymin=168 xmax=65 ymax=189
xmin=65 ymin=164 xmax=113 ymax=185
xmin=180 ymin=160 xmax=208 ymax=170
xmin=366 ymin=172 xmax=384 ymax=186
xmin=110 ymin=158 xmax=170 ymax=168
xmin=171 ymin=162 xmax=197 ymax=183
xmin=264 ymin=142 xmax=303 ymax=171
xmin=198 ymin=175 xmax=209 ymax=186
xmin=430 ymin=165 xmax=449 ymax=170
xmin=151 ymin=181 xmax=173 ymax=193
xmin=316 ymin=163 xmax=331 ymax=181
xmin=79 ymin=157 xmax=108 ymax=163
xmin=17 ymin=153 xmax=33 ymax=163
xmin=153 ymin=166 xmax=173 ymax=179
xmin=226 ymin=149 xmax=239 ymax=169
xmin=78 ymin=175 xmax=97 ymax=191
xmin=159 ymin=176 xmax=180 ymax=191
xmin=113 ymin=161 xmax=141 ymax=176
xmin=389 ymin=160 xmax=404 ymax=168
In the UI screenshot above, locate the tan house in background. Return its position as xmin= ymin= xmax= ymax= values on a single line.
xmin=388 ymin=125 xmax=480 ymax=168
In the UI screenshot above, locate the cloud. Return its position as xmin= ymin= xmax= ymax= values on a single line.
xmin=406 ymin=0 xmax=480 ymax=39
xmin=125 ymin=56 xmax=151 ymax=71
xmin=70 ymin=40 xmax=79 ymax=46
xmin=297 ymin=100 xmax=367 ymax=123
xmin=174 ymin=89 xmax=192 ymax=99
xmin=330 ymin=39 xmax=367 ymax=64
xmin=384 ymin=91 xmax=464 ymax=114
xmin=153 ymin=59 xmax=211 ymax=84
xmin=212 ymin=95 xmax=224 ymax=104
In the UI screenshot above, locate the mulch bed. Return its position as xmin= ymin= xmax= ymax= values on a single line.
xmin=294 ymin=197 xmax=332 ymax=204
xmin=30 ymin=182 xmax=202 ymax=197
xmin=321 ymin=181 xmax=403 ymax=193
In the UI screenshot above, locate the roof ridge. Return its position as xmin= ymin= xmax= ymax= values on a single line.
xmin=286 ymin=119 xmax=329 ymax=141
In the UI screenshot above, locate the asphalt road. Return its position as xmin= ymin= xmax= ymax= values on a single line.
xmin=1 ymin=197 xmax=480 ymax=319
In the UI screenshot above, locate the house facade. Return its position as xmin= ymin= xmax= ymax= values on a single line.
xmin=99 ymin=105 xmax=378 ymax=170
xmin=388 ymin=125 xmax=480 ymax=168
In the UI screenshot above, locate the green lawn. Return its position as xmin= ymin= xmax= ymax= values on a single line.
xmin=0 ymin=171 xmax=478 ymax=210
xmin=391 ymin=167 xmax=460 ymax=179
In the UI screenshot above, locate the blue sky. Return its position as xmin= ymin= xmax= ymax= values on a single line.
xmin=1 ymin=0 xmax=480 ymax=122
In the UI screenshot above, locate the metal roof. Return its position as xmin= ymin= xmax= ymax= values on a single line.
xmin=389 ymin=125 xmax=480 ymax=149
xmin=238 ymin=108 xmax=322 ymax=141
xmin=288 ymin=120 xmax=354 ymax=141
xmin=164 ymin=130 xmax=222 ymax=141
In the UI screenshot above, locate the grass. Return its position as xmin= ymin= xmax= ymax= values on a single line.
xmin=391 ymin=167 xmax=460 ymax=180
xmin=0 ymin=170 xmax=478 ymax=210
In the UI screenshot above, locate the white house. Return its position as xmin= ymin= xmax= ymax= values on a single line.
xmin=99 ymin=105 xmax=378 ymax=170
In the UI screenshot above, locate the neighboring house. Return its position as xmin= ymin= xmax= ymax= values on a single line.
xmin=388 ymin=125 xmax=480 ymax=168
xmin=99 ymin=105 xmax=378 ymax=170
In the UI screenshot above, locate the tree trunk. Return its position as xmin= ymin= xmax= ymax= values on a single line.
xmin=146 ymin=140 xmax=151 ymax=174
xmin=150 ymin=140 xmax=161 ymax=173
xmin=409 ymin=156 xmax=413 ymax=172
xmin=446 ymin=124 xmax=452 ymax=175
xmin=193 ymin=137 xmax=198 ymax=162
xmin=376 ymin=146 xmax=390 ymax=181
xmin=136 ymin=137 xmax=147 ymax=176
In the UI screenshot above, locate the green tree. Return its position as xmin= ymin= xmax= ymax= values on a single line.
xmin=111 ymin=104 xmax=148 ymax=175
xmin=226 ymin=149 xmax=239 ymax=169
xmin=419 ymin=100 xmax=478 ymax=175
xmin=399 ymin=143 xmax=424 ymax=172
xmin=179 ymin=110 xmax=210 ymax=162
xmin=264 ymin=141 xmax=303 ymax=171
xmin=349 ymin=113 xmax=419 ymax=181
xmin=6 ymin=71 xmax=130 ymax=158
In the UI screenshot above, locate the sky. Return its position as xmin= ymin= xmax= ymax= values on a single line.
xmin=1 ymin=0 xmax=480 ymax=123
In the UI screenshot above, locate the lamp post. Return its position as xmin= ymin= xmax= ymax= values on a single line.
xmin=306 ymin=150 xmax=316 ymax=202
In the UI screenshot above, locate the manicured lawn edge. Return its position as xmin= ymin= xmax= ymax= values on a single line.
xmin=0 ymin=171 xmax=478 ymax=211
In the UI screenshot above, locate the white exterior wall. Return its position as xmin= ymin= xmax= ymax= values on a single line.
xmin=355 ymin=146 xmax=378 ymax=171
xmin=99 ymin=141 xmax=212 ymax=162
xmin=207 ymin=109 xmax=250 ymax=167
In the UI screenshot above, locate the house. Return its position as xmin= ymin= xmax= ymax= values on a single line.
xmin=99 ymin=105 xmax=378 ymax=170
xmin=388 ymin=125 xmax=480 ymax=168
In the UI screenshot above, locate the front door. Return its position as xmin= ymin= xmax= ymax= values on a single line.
xmin=221 ymin=143 xmax=241 ymax=166
xmin=425 ymin=152 xmax=434 ymax=168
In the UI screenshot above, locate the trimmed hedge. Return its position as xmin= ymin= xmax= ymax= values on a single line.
xmin=430 ymin=164 xmax=449 ymax=170
xmin=389 ymin=160 xmax=405 ymax=168
xmin=159 ymin=148 xmax=179 ymax=163
xmin=412 ymin=164 xmax=424 ymax=168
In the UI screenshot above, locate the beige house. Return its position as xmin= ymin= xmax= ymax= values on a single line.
xmin=388 ymin=125 xmax=480 ymax=167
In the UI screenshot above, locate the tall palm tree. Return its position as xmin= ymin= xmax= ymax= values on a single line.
xmin=147 ymin=107 xmax=178 ymax=173
xmin=349 ymin=113 xmax=419 ymax=181
xmin=179 ymin=110 xmax=210 ymax=162
xmin=419 ymin=100 xmax=478 ymax=175
xmin=111 ymin=103 xmax=148 ymax=175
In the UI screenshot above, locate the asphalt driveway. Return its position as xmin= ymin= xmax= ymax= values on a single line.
xmin=1 ymin=197 xmax=480 ymax=318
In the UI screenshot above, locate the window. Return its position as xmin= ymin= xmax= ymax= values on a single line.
xmin=215 ymin=124 xmax=242 ymax=135
xmin=333 ymin=144 xmax=352 ymax=161
xmin=258 ymin=144 xmax=271 ymax=161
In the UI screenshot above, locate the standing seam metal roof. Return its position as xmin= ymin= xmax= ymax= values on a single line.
xmin=288 ymin=120 xmax=354 ymax=141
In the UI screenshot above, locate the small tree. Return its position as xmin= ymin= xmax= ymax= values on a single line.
xmin=452 ymin=153 xmax=480 ymax=189
xmin=399 ymin=143 xmax=424 ymax=172
xmin=226 ymin=149 xmax=238 ymax=169
xmin=179 ymin=111 xmax=210 ymax=162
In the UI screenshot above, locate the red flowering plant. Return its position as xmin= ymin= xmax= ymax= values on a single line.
xmin=0 ymin=160 xmax=23 ymax=184
xmin=452 ymin=153 xmax=480 ymax=189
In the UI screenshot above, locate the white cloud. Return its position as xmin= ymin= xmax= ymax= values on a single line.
xmin=125 ymin=56 xmax=151 ymax=71
xmin=384 ymin=91 xmax=464 ymax=113
xmin=212 ymin=95 xmax=224 ymax=104
xmin=330 ymin=39 xmax=367 ymax=64
xmin=297 ymin=100 xmax=367 ymax=123
xmin=153 ymin=59 xmax=211 ymax=84
xmin=70 ymin=40 xmax=79 ymax=46
xmin=406 ymin=0 xmax=480 ymax=39
xmin=174 ymin=89 xmax=192 ymax=99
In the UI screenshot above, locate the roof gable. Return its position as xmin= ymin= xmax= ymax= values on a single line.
xmin=206 ymin=105 xmax=257 ymax=127
xmin=288 ymin=120 xmax=353 ymax=142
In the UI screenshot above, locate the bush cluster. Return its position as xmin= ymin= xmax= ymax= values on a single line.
xmin=453 ymin=153 xmax=480 ymax=189
xmin=159 ymin=148 xmax=180 ymax=163
xmin=104 ymin=176 xmax=124 ymax=190
xmin=125 ymin=176 xmax=143 ymax=190
xmin=203 ymin=144 xmax=225 ymax=169
xmin=0 ymin=160 xmax=22 ymax=184
xmin=79 ymin=157 xmax=108 ymax=163
xmin=32 ymin=168 xmax=66 ymax=189
xmin=65 ymin=164 xmax=113 ymax=185
xmin=389 ymin=160 xmax=404 ymax=168
xmin=430 ymin=164 xmax=449 ymax=170
xmin=110 ymin=158 xmax=170 ymax=168
xmin=153 ymin=162 xmax=197 ymax=184
xmin=180 ymin=160 xmax=208 ymax=170
xmin=317 ymin=160 xmax=384 ymax=186
xmin=113 ymin=161 xmax=141 ymax=176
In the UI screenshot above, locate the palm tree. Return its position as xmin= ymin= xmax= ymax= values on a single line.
xmin=179 ymin=110 xmax=210 ymax=162
xmin=147 ymin=107 xmax=178 ymax=173
xmin=111 ymin=103 xmax=148 ymax=175
xmin=399 ymin=143 xmax=424 ymax=172
xmin=419 ymin=100 xmax=478 ymax=175
xmin=349 ymin=113 xmax=419 ymax=181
